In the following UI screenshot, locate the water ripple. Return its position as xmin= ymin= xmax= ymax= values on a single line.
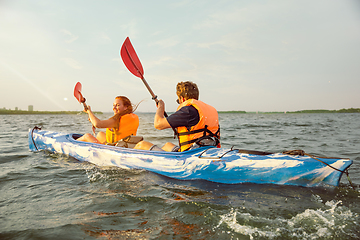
xmin=0 ymin=113 xmax=359 ymax=239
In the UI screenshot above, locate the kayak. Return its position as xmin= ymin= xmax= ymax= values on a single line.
xmin=28 ymin=127 xmax=353 ymax=187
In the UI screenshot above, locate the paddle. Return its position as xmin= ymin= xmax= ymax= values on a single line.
xmin=74 ymin=82 xmax=96 ymax=135
xmin=74 ymin=82 xmax=89 ymax=110
xmin=120 ymin=37 xmax=168 ymax=117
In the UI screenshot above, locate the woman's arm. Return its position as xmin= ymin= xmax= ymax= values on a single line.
xmin=86 ymin=106 xmax=118 ymax=129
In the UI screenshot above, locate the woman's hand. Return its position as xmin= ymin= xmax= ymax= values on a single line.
xmin=84 ymin=105 xmax=92 ymax=113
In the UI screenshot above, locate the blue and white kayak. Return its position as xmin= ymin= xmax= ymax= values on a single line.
xmin=28 ymin=127 xmax=353 ymax=187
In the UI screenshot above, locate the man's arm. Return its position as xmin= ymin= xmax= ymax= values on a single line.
xmin=154 ymin=99 xmax=172 ymax=130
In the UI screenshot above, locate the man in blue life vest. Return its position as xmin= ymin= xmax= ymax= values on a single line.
xmin=134 ymin=81 xmax=220 ymax=152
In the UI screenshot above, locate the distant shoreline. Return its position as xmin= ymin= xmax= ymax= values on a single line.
xmin=1 ymin=108 xmax=359 ymax=115
xmin=219 ymin=108 xmax=360 ymax=114
xmin=0 ymin=110 xmax=103 ymax=115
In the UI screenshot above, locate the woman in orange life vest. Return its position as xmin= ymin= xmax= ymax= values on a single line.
xmin=134 ymin=81 xmax=220 ymax=152
xmin=77 ymin=96 xmax=139 ymax=144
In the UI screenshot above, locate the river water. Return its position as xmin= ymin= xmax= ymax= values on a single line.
xmin=1 ymin=113 xmax=359 ymax=239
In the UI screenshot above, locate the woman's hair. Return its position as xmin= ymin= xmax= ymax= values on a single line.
xmin=116 ymin=96 xmax=134 ymax=112
xmin=176 ymin=81 xmax=199 ymax=100
xmin=111 ymin=96 xmax=140 ymax=124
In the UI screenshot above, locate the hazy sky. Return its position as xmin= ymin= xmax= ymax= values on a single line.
xmin=1 ymin=0 xmax=359 ymax=112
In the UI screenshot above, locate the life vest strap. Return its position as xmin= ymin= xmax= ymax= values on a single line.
xmin=178 ymin=125 xmax=220 ymax=137
xmin=107 ymin=134 xmax=144 ymax=148
xmin=177 ymin=128 xmax=205 ymax=136
xmin=179 ymin=138 xmax=200 ymax=147
xmin=179 ymin=135 xmax=220 ymax=149
xmin=178 ymin=125 xmax=220 ymax=147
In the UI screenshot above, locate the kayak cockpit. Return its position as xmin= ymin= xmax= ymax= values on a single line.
xmin=71 ymin=134 xmax=83 ymax=140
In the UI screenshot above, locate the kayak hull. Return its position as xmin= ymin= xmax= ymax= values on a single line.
xmin=28 ymin=128 xmax=353 ymax=187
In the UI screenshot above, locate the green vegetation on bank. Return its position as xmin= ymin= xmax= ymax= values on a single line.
xmin=289 ymin=108 xmax=360 ymax=113
xmin=0 ymin=109 xmax=102 ymax=115
xmin=218 ymin=110 xmax=246 ymax=114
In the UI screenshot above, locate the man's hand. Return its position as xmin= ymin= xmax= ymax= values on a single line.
xmin=154 ymin=99 xmax=171 ymax=130
xmin=157 ymin=99 xmax=165 ymax=110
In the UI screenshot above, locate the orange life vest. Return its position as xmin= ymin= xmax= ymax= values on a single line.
xmin=106 ymin=113 xmax=139 ymax=143
xmin=176 ymin=99 xmax=220 ymax=152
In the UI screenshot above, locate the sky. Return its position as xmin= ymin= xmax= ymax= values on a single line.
xmin=1 ymin=0 xmax=359 ymax=113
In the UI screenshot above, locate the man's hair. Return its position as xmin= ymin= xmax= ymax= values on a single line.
xmin=176 ymin=81 xmax=199 ymax=100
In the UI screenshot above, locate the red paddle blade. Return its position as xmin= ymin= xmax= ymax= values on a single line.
xmin=120 ymin=37 xmax=144 ymax=79
xmin=74 ymin=82 xmax=85 ymax=103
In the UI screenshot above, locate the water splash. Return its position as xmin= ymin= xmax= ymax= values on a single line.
xmin=217 ymin=208 xmax=279 ymax=239
xmin=84 ymin=166 xmax=113 ymax=182
xmin=217 ymin=199 xmax=359 ymax=239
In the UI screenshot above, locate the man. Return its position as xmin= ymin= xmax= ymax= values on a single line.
xmin=135 ymin=81 xmax=220 ymax=152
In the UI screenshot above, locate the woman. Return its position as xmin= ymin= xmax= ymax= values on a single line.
xmin=77 ymin=96 xmax=139 ymax=144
